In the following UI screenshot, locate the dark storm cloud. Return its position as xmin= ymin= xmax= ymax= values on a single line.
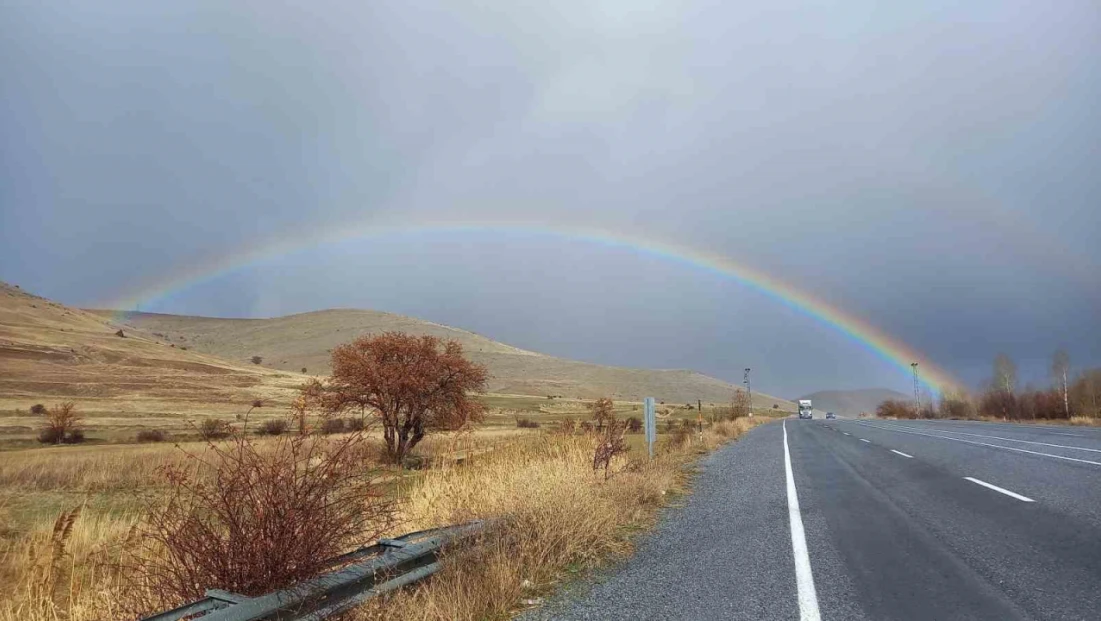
xmin=2 ymin=1 xmax=1098 ymax=395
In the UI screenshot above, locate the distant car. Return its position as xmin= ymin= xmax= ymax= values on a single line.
xmin=826 ymin=412 xmax=837 ymax=420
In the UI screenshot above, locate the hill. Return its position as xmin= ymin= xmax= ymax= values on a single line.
xmin=89 ymin=308 xmax=792 ymax=408
xmin=797 ymin=388 xmax=910 ymax=417
xmin=0 ymin=281 xmax=303 ymax=442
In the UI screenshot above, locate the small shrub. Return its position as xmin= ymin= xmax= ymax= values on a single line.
xmin=669 ymin=425 xmax=693 ymax=448
xmin=516 ymin=417 xmax=540 ymax=429
xmin=30 ymin=403 xmax=46 ymax=415
xmin=63 ymin=429 xmax=85 ymax=444
xmin=321 ymin=417 xmax=346 ymax=435
xmin=558 ymin=417 xmax=577 ymax=434
xmin=115 ymin=329 xmax=125 ymax=337
xmin=37 ymin=428 xmax=64 ymax=444
xmin=681 ymin=418 xmax=696 ymax=430
xmin=593 ymin=422 xmax=627 ymax=479
xmin=137 ymin=429 xmax=168 ymax=443
xmin=876 ymin=399 xmax=915 ymax=419
xmin=257 ymin=419 xmax=288 ymax=436
xmin=579 ymin=421 xmax=594 ymax=432
xmin=625 ymin=416 xmax=642 ymax=433
xmin=199 ymin=418 xmax=232 ymax=440
xmin=301 ymin=367 xmax=308 ymax=374
xmin=772 ymin=404 xmax=779 ymax=409
xmin=345 ymin=417 xmax=367 ymax=432
xmin=250 ymin=355 xmax=263 ymax=365
xmin=126 ymin=430 xmax=394 ymax=610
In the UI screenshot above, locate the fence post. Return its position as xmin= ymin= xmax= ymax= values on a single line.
xmin=644 ymin=397 xmax=656 ymax=459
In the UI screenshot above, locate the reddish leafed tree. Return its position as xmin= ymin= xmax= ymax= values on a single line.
xmin=326 ymin=332 xmax=488 ymax=463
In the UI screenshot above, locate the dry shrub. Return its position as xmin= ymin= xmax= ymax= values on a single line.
xmin=625 ymin=416 xmax=642 ymax=433
xmin=256 ymin=419 xmax=288 ymax=436
xmin=876 ymin=399 xmax=915 ymax=419
xmin=557 ymin=417 xmax=577 ymax=434
xmin=592 ymin=422 xmax=627 ymax=479
xmin=123 ymin=429 xmax=395 ymax=614
xmin=515 ymin=417 xmax=540 ymax=429
xmin=136 ymin=429 xmax=168 ymax=443
xmin=198 ymin=418 xmax=232 ymax=440
xmin=589 ymin=397 xmax=615 ymax=432
xmin=321 ymin=417 xmax=346 ymax=434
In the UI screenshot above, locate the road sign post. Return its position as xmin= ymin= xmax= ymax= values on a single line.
xmin=644 ymin=397 xmax=656 ymax=459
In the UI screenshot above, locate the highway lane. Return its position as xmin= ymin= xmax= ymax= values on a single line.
xmin=525 ymin=418 xmax=1101 ymax=620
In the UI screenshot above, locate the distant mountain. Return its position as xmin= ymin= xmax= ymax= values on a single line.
xmin=797 ymin=388 xmax=910 ymax=418
xmin=89 ymin=307 xmax=794 ymax=407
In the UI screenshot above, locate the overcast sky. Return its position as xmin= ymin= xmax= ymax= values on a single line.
xmin=2 ymin=1 xmax=1098 ymax=397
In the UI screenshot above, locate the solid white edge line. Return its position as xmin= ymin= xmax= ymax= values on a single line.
xmin=964 ymin=477 xmax=1035 ymax=502
xmin=783 ymin=421 xmax=822 ymax=621
xmin=859 ymin=438 xmax=870 ymax=443
xmin=890 ymin=449 xmax=913 ymax=458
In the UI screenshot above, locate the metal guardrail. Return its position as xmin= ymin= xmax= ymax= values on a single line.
xmin=141 ymin=521 xmax=484 ymax=621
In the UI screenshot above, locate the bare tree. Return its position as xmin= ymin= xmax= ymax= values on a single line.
xmin=326 ymin=332 xmax=488 ymax=463
xmin=1052 ymin=349 xmax=1071 ymax=418
xmin=993 ymin=353 xmax=1018 ymax=394
xmin=38 ymin=401 xmax=82 ymax=444
xmin=590 ymin=397 xmax=615 ymax=432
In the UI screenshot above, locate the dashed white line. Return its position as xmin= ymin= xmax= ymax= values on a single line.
xmin=855 ymin=421 xmax=1101 ymax=467
xmin=964 ymin=477 xmax=1034 ymax=502
xmin=783 ymin=421 xmax=822 ymax=621
xmin=885 ymin=424 xmax=1101 ymax=453
xmin=843 ymin=432 xmax=851 ymax=436
xmin=891 ymin=449 xmax=913 ymax=458
xmin=859 ymin=438 xmax=870 ymax=443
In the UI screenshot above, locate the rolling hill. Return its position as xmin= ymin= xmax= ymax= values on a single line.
xmin=89 ymin=308 xmax=791 ymax=408
xmin=797 ymin=388 xmax=909 ymax=417
xmin=0 ymin=281 xmax=304 ymax=441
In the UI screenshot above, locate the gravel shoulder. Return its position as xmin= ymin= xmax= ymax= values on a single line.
xmin=520 ymin=421 xmax=797 ymax=621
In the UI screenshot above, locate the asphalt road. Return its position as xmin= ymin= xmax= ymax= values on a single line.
xmin=523 ymin=418 xmax=1101 ymax=620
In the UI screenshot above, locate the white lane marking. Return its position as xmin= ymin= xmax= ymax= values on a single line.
xmin=964 ymin=477 xmax=1035 ymax=502
xmin=887 ymin=424 xmax=1101 ymax=453
xmin=856 ymin=421 xmax=1101 ymax=467
xmin=859 ymin=438 xmax=870 ymax=443
xmin=783 ymin=421 xmax=822 ymax=621
xmin=891 ymin=449 xmax=914 ymax=458
xmin=843 ymin=432 xmax=851 ymax=436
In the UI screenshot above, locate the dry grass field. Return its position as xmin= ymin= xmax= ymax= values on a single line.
xmin=0 ymin=415 xmax=768 ymax=621
xmin=0 ymin=282 xmax=784 ymax=619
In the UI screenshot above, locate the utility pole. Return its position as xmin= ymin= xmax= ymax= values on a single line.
xmin=911 ymin=362 xmax=920 ymax=414
xmin=744 ymin=368 xmax=753 ymax=417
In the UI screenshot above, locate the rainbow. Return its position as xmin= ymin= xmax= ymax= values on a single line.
xmin=101 ymin=219 xmax=960 ymax=393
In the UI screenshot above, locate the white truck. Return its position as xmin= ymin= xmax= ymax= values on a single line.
xmin=798 ymin=399 xmax=814 ymax=420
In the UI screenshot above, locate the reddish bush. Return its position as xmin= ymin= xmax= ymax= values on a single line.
xmin=127 ymin=430 xmax=393 ymax=612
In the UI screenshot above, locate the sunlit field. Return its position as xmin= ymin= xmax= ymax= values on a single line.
xmin=0 ymin=390 xmax=780 ymax=621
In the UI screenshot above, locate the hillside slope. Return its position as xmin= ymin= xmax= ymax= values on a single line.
xmin=0 ymin=282 xmax=303 ymax=438
xmin=798 ymin=388 xmax=909 ymax=417
xmin=95 ymin=308 xmax=791 ymax=407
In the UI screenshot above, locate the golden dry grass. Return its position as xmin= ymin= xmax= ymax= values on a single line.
xmin=0 ymin=418 xmax=766 ymax=621
xmin=357 ymin=417 xmax=765 ymax=621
